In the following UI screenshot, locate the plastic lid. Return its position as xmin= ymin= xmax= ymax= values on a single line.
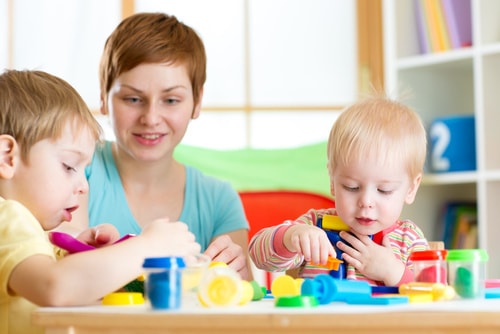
xmin=199 ymin=272 xmax=241 ymax=307
xmin=446 ymin=249 xmax=489 ymax=262
xmin=143 ymin=256 xmax=186 ymax=269
xmin=275 ymin=295 xmax=319 ymax=307
xmin=102 ymin=292 xmax=144 ymax=305
xmin=409 ymin=250 xmax=448 ymax=261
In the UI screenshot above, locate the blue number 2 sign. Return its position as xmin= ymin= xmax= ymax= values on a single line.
xmin=430 ymin=121 xmax=450 ymax=172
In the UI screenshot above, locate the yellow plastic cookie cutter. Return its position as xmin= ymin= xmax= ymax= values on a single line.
xmin=102 ymin=292 xmax=144 ymax=305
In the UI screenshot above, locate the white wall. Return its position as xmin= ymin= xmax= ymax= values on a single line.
xmin=3 ymin=0 xmax=357 ymax=149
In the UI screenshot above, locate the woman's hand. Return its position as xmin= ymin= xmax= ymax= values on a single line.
xmin=204 ymin=235 xmax=251 ymax=280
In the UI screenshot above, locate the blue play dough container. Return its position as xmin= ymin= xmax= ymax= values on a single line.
xmin=429 ymin=115 xmax=476 ymax=173
xmin=143 ymin=257 xmax=186 ymax=309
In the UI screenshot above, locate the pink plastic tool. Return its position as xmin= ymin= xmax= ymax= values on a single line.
xmin=48 ymin=231 xmax=135 ymax=254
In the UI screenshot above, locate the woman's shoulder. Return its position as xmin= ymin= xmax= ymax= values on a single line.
xmin=86 ymin=141 xmax=118 ymax=183
xmin=185 ymin=165 xmax=233 ymax=189
xmin=94 ymin=140 xmax=113 ymax=160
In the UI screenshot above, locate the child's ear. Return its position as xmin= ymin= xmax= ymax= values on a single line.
xmin=405 ymin=173 xmax=422 ymax=204
xmin=0 ymin=135 xmax=18 ymax=179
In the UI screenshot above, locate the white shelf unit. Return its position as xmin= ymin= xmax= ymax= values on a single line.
xmin=383 ymin=0 xmax=500 ymax=278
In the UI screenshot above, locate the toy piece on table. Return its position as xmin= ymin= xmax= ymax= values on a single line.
xmin=399 ymin=282 xmax=455 ymax=301
xmin=102 ymin=292 xmax=144 ymax=306
xmin=271 ymin=275 xmax=303 ymax=298
xmin=275 ymin=295 xmax=319 ymax=307
xmin=317 ymin=215 xmax=382 ymax=279
xmin=311 ymin=256 xmax=343 ymax=271
xmin=347 ymin=294 xmax=409 ymax=305
xmin=453 ymin=267 xmax=478 ymax=299
xmin=321 ymin=214 xmax=350 ymax=231
xmin=49 ymin=232 xmax=144 ymax=294
xmin=371 ymin=285 xmax=399 ymax=295
xmin=143 ymin=256 xmax=185 ymax=310
xmin=316 ymin=215 xmax=349 ymax=279
xmin=197 ymin=262 xmax=253 ymax=307
xmin=249 ymin=280 xmax=266 ymax=301
xmin=447 ymin=249 xmax=488 ymax=299
xmin=485 ymin=288 xmax=500 ymax=299
xmin=416 ymin=265 xmax=447 ymax=284
xmin=409 ymin=250 xmax=448 ymax=284
xmin=48 ymin=231 xmax=135 ymax=254
xmin=485 ymin=279 xmax=500 ymax=288
xmin=300 ymin=274 xmax=408 ymax=305
xmin=182 ymin=254 xmax=211 ymax=292
xmin=123 ymin=274 xmax=145 ymax=294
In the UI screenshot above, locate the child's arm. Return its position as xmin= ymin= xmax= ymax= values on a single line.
xmin=248 ymin=223 xmax=304 ymax=272
xmin=248 ymin=209 xmax=336 ymax=272
xmin=282 ymin=224 xmax=336 ymax=266
xmin=8 ymin=218 xmax=201 ymax=306
xmin=73 ymin=223 xmax=121 ymax=247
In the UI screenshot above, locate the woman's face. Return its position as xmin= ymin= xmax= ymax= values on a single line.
xmin=104 ymin=63 xmax=202 ymax=162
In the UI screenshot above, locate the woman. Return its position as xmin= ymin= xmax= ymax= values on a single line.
xmin=68 ymin=12 xmax=251 ymax=280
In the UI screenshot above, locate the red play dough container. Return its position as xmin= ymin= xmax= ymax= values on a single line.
xmin=409 ymin=250 xmax=448 ymax=284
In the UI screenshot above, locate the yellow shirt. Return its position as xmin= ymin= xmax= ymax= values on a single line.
xmin=0 ymin=197 xmax=55 ymax=334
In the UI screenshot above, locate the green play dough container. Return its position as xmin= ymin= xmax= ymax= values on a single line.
xmin=447 ymin=249 xmax=488 ymax=299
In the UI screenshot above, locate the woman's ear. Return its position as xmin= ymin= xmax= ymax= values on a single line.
xmin=100 ymin=93 xmax=108 ymax=115
xmin=191 ymin=88 xmax=204 ymax=120
xmin=0 ymin=135 xmax=18 ymax=179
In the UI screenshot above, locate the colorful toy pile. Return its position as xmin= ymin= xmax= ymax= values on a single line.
xmin=269 ymin=246 xmax=493 ymax=307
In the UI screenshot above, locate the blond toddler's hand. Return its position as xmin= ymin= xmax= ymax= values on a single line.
xmin=283 ymin=224 xmax=336 ymax=265
xmin=338 ymin=231 xmax=404 ymax=285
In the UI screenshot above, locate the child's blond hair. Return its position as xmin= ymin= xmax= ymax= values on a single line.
xmin=0 ymin=69 xmax=102 ymax=162
xmin=327 ymin=95 xmax=427 ymax=180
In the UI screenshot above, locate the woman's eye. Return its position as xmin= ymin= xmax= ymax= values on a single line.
xmin=164 ymin=97 xmax=179 ymax=105
xmin=63 ymin=163 xmax=77 ymax=173
xmin=124 ymin=97 xmax=141 ymax=104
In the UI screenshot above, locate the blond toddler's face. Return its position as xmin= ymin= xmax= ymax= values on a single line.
xmin=330 ymin=154 xmax=421 ymax=236
xmin=11 ymin=122 xmax=96 ymax=230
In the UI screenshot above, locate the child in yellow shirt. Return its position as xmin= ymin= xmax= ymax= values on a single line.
xmin=0 ymin=70 xmax=201 ymax=334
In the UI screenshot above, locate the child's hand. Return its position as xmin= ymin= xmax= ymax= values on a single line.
xmin=337 ymin=231 xmax=404 ymax=285
xmin=204 ymin=235 xmax=250 ymax=280
xmin=75 ymin=223 xmax=121 ymax=247
xmin=283 ymin=224 xmax=336 ymax=265
xmin=140 ymin=218 xmax=201 ymax=257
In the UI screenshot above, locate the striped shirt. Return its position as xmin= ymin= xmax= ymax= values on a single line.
xmin=248 ymin=208 xmax=429 ymax=286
